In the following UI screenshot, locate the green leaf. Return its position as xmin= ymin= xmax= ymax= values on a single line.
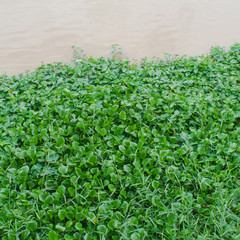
xmin=152 ymin=196 xmax=164 ymax=208
xmin=88 ymin=212 xmax=96 ymax=222
xmin=44 ymin=195 xmax=54 ymax=204
xmin=131 ymin=233 xmax=141 ymax=240
xmin=108 ymin=184 xmax=115 ymax=191
xmin=18 ymin=165 xmax=29 ymax=175
xmin=58 ymin=209 xmax=67 ymax=220
xmin=119 ymin=145 xmax=126 ymax=152
xmin=88 ymin=155 xmax=98 ymax=164
xmin=64 ymin=234 xmax=74 ymax=240
xmin=112 ymin=199 xmax=121 ymax=209
xmin=152 ymin=180 xmax=160 ymax=189
xmin=56 ymin=137 xmax=65 ymax=148
xmin=167 ymin=212 xmax=177 ymax=224
xmin=97 ymin=225 xmax=108 ymax=234
xmin=27 ymin=221 xmax=38 ymax=231
xmin=49 ymin=231 xmax=59 ymax=240
xmin=107 ymin=219 xmax=120 ymax=230
xmin=57 ymin=185 xmax=66 ymax=195
xmin=8 ymin=168 xmax=17 ymax=175
xmin=123 ymin=164 xmax=132 ymax=173
xmin=56 ymin=224 xmax=66 ymax=232
xmin=66 ymin=221 xmax=73 ymax=228
xmin=75 ymin=222 xmax=82 ymax=230
xmin=72 ymin=141 xmax=79 ymax=151
xmin=46 ymin=152 xmax=59 ymax=163
xmin=101 ymin=128 xmax=107 ymax=136
xmin=58 ymin=165 xmax=68 ymax=174
xmin=68 ymin=187 xmax=75 ymax=197
xmin=18 ymin=165 xmax=29 ymax=182
xmin=197 ymin=145 xmax=206 ymax=155
xmin=21 ymin=229 xmax=30 ymax=238
xmin=119 ymin=111 xmax=127 ymax=120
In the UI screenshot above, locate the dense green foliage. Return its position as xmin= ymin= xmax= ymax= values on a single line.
xmin=1 ymin=44 xmax=240 ymax=240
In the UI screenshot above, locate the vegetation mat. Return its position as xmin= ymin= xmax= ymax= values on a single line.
xmin=0 ymin=44 xmax=240 ymax=239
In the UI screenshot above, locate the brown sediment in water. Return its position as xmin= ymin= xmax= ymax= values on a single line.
xmin=0 ymin=0 xmax=240 ymax=75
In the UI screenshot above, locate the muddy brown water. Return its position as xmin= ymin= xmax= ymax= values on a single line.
xmin=1 ymin=0 xmax=240 ymax=75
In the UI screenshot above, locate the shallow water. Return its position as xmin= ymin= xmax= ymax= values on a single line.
xmin=1 ymin=0 xmax=240 ymax=75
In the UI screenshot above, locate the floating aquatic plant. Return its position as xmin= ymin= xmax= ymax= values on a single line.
xmin=0 ymin=44 xmax=240 ymax=239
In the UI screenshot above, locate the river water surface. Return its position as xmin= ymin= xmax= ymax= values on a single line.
xmin=1 ymin=0 xmax=240 ymax=75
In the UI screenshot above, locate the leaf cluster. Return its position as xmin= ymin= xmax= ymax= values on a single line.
xmin=0 ymin=44 xmax=240 ymax=239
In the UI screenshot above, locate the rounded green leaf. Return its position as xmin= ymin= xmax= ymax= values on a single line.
xmin=167 ymin=212 xmax=177 ymax=224
xmin=56 ymin=224 xmax=66 ymax=232
xmin=56 ymin=137 xmax=65 ymax=148
xmin=58 ymin=209 xmax=67 ymax=220
xmin=97 ymin=225 xmax=108 ymax=234
xmin=152 ymin=180 xmax=160 ymax=189
xmin=64 ymin=234 xmax=74 ymax=240
xmin=21 ymin=229 xmax=30 ymax=238
xmin=131 ymin=233 xmax=141 ymax=240
xmin=49 ymin=231 xmax=59 ymax=240
xmin=27 ymin=221 xmax=38 ymax=231
xmin=119 ymin=145 xmax=126 ymax=152
xmin=58 ymin=165 xmax=68 ymax=174
xmin=57 ymin=185 xmax=66 ymax=195
xmin=44 ymin=195 xmax=54 ymax=204
xmin=119 ymin=111 xmax=127 ymax=120
xmin=75 ymin=222 xmax=82 ymax=230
